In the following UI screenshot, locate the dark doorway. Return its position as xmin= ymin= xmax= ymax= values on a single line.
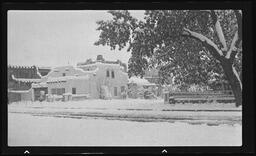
xmin=72 ymin=88 xmax=76 ymax=94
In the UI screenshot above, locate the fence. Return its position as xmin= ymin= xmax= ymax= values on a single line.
xmin=164 ymin=90 xmax=235 ymax=104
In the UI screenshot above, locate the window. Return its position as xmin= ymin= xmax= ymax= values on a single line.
xmin=52 ymin=88 xmax=65 ymax=95
xmin=57 ymin=88 xmax=65 ymax=95
xmin=111 ymin=71 xmax=115 ymax=78
xmin=62 ymin=73 xmax=66 ymax=76
xmin=57 ymin=88 xmax=61 ymax=95
xmin=106 ymin=70 xmax=110 ymax=77
xmin=72 ymin=88 xmax=76 ymax=94
xmin=114 ymin=87 xmax=118 ymax=96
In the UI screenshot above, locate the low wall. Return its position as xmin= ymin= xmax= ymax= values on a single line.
xmin=8 ymin=92 xmax=21 ymax=104
xmin=8 ymin=89 xmax=32 ymax=104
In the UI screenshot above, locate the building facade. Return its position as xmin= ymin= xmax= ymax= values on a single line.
xmin=30 ymin=55 xmax=129 ymax=101
xmin=8 ymin=56 xmax=129 ymax=103
xmin=7 ymin=65 xmax=50 ymax=103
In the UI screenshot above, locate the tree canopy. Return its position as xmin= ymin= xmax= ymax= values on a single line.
xmin=95 ymin=10 xmax=242 ymax=88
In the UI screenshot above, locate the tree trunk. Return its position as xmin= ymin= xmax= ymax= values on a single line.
xmin=220 ymin=58 xmax=242 ymax=107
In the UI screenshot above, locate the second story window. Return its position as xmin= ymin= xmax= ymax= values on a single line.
xmin=111 ymin=71 xmax=115 ymax=78
xmin=106 ymin=70 xmax=110 ymax=77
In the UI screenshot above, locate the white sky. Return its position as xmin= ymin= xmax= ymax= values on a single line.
xmin=8 ymin=10 xmax=145 ymax=68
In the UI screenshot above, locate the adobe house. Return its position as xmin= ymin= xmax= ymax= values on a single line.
xmin=77 ymin=56 xmax=128 ymax=99
xmin=33 ymin=55 xmax=129 ymax=100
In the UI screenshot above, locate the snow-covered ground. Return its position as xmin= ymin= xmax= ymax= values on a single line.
xmin=9 ymin=99 xmax=242 ymax=111
xmin=8 ymin=99 xmax=242 ymax=146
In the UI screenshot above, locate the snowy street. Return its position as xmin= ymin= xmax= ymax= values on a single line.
xmin=8 ymin=99 xmax=242 ymax=146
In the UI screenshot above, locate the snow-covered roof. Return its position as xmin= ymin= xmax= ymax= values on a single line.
xmin=73 ymin=66 xmax=99 ymax=74
xmin=78 ymin=62 xmax=127 ymax=75
xmin=32 ymin=82 xmax=47 ymax=88
xmin=8 ymin=89 xmax=30 ymax=93
xmin=11 ymin=75 xmax=41 ymax=83
xmin=128 ymin=77 xmax=156 ymax=86
xmin=40 ymin=65 xmax=98 ymax=79
xmin=8 ymin=64 xmax=35 ymax=69
xmin=38 ymin=66 xmax=51 ymax=70
xmin=78 ymin=62 xmax=121 ymax=68
xmin=46 ymin=75 xmax=90 ymax=83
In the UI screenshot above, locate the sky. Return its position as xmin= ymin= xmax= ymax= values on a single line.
xmin=8 ymin=10 xmax=145 ymax=68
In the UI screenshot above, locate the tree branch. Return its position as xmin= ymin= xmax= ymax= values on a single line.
xmin=234 ymin=10 xmax=242 ymax=41
xmin=232 ymin=65 xmax=242 ymax=90
xmin=230 ymin=48 xmax=240 ymax=63
xmin=182 ymin=28 xmax=223 ymax=57
xmin=225 ymin=31 xmax=238 ymax=59
xmin=210 ymin=10 xmax=228 ymax=51
xmin=225 ymin=10 xmax=242 ymax=61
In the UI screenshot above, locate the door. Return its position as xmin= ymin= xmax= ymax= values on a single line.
xmin=72 ymin=88 xmax=76 ymax=94
xmin=114 ymin=87 xmax=118 ymax=96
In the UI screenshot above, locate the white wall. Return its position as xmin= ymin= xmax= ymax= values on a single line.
xmin=46 ymin=75 xmax=99 ymax=98
xmin=44 ymin=63 xmax=128 ymax=99
xmin=93 ymin=63 xmax=128 ymax=99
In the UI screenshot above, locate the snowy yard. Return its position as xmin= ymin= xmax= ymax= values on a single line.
xmin=8 ymin=99 xmax=242 ymax=146
xmin=8 ymin=98 xmax=242 ymax=112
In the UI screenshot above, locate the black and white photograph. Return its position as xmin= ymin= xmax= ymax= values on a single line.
xmin=7 ymin=9 xmax=243 ymax=147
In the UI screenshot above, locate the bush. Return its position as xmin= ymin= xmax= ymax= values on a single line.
xmin=187 ymin=84 xmax=207 ymax=92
